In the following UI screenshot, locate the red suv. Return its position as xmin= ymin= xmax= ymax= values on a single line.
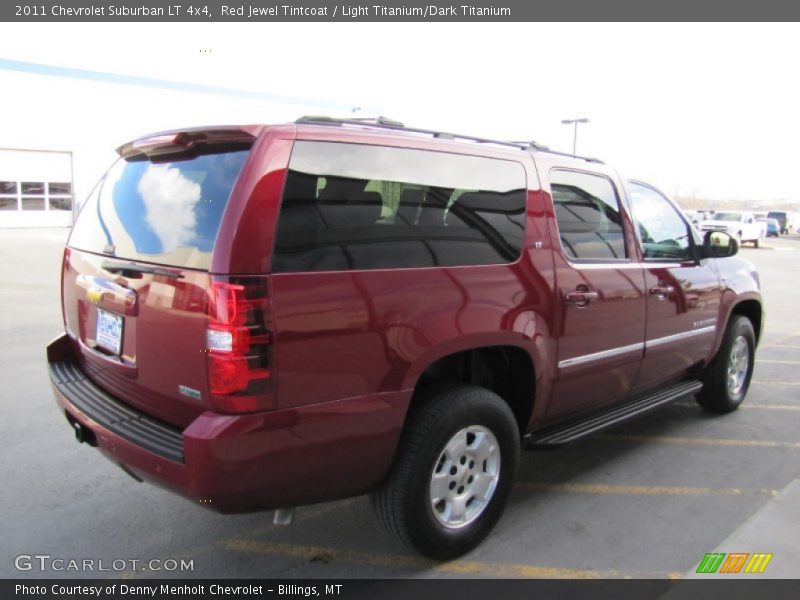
xmin=48 ymin=117 xmax=763 ymax=559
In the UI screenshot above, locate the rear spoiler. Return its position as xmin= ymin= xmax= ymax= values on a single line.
xmin=116 ymin=126 xmax=261 ymax=160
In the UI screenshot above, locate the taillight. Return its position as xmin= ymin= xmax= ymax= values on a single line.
xmin=61 ymin=247 xmax=71 ymax=329
xmin=206 ymin=277 xmax=273 ymax=413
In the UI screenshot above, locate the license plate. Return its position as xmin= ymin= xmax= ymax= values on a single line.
xmin=96 ymin=309 xmax=123 ymax=355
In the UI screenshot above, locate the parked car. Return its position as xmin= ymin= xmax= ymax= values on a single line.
xmin=683 ymin=209 xmax=716 ymax=230
xmin=766 ymin=210 xmax=795 ymax=235
xmin=47 ymin=117 xmax=763 ymax=559
xmin=759 ymin=217 xmax=780 ymax=237
xmin=699 ymin=210 xmax=765 ymax=247
xmin=684 ymin=210 xmax=704 ymax=228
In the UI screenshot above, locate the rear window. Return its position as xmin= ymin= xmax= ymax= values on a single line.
xmin=550 ymin=170 xmax=627 ymax=261
xmin=69 ymin=149 xmax=250 ymax=270
xmin=273 ymin=141 xmax=526 ymax=272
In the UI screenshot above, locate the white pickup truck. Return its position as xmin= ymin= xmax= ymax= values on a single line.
xmin=699 ymin=211 xmax=766 ymax=248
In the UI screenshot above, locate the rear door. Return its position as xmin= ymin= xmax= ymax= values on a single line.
xmin=268 ymin=139 xmax=532 ymax=409
xmin=546 ymin=168 xmax=646 ymax=421
xmin=64 ymin=133 xmax=253 ymax=427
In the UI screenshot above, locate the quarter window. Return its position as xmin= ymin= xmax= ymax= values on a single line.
xmin=273 ymin=142 xmax=527 ymax=272
xmin=628 ymin=182 xmax=693 ymax=261
xmin=550 ymin=170 xmax=627 ymax=260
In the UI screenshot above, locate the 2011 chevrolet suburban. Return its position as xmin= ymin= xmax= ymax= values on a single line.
xmin=47 ymin=117 xmax=763 ymax=559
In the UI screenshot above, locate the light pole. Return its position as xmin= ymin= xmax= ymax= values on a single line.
xmin=561 ymin=118 xmax=589 ymax=155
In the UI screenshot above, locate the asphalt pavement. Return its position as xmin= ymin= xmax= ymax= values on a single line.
xmin=1 ymin=228 xmax=798 ymax=580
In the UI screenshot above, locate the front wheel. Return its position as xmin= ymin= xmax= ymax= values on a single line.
xmin=696 ymin=315 xmax=756 ymax=413
xmin=371 ymin=385 xmax=520 ymax=559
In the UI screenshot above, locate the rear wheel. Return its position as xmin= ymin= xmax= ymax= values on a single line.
xmin=371 ymin=385 xmax=520 ymax=559
xmin=696 ymin=315 xmax=755 ymax=413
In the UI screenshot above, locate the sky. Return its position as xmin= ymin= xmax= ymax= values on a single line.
xmin=1 ymin=22 xmax=799 ymax=203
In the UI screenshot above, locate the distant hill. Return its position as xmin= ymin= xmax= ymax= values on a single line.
xmin=675 ymin=194 xmax=800 ymax=212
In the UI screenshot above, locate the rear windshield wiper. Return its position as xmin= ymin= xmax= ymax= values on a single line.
xmin=101 ymin=260 xmax=185 ymax=279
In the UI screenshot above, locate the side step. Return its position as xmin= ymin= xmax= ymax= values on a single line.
xmin=526 ymin=380 xmax=703 ymax=446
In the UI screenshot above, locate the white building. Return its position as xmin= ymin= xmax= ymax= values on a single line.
xmin=0 ymin=148 xmax=74 ymax=227
xmin=0 ymin=59 xmax=349 ymax=229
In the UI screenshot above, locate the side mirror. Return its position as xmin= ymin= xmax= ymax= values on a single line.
xmin=702 ymin=230 xmax=738 ymax=258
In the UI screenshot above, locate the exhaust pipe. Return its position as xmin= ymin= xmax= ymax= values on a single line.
xmin=273 ymin=508 xmax=295 ymax=526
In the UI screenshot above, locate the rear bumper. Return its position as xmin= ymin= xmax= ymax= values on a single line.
xmin=47 ymin=333 xmax=410 ymax=513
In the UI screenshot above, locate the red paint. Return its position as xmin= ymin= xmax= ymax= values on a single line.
xmin=49 ymin=121 xmax=762 ymax=514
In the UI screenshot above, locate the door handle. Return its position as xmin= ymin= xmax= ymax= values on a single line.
xmin=565 ymin=289 xmax=600 ymax=307
xmin=649 ymin=285 xmax=675 ymax=300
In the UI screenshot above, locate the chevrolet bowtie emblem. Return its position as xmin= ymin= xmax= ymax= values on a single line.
xmin=86 ymin=287 xmax=105 ymax=304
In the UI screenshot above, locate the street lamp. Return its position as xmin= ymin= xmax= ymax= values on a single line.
xmin=561 ymin=118 xmax=589 ymax=155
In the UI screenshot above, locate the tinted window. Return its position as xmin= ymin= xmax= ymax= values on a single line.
xmin=48 ymin=182 xmax=72 ymax=195
xmin=69 ymin=149 xmax=250 ymax=270
xmin=629 ymin=182 xmax=693 ymax=261
xmin=272 ymin=142 xmax=526 ymax=272
xmin=550 ymin=170 xmax=627 ymax=260
xmin=49 ymin=197 xmax=72 ymax=211
xmin=0 ymin=197 xmax=18 ymax=210
xmin=21 ymin=182 xmax=45 ymax=195
xmin=21 ymin=197 xmax=45 ymax=210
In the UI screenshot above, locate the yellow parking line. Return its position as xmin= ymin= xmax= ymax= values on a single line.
xmin=767 ymin=344 xmax=800 ymax=349
xmin=118 ymin=499 xmax=357 ymax=579
xmin=752 ymin=380 xmax=800 ymax=387
xmin=516 ymin=482 xmax=777 ymax=496
xmin=756 ymin=359 xmax=800 ymax=365
xmin=743 ymin=404 xmax=800 ymax=411
xmin=674 ymin=400 xmax=800 ymax=412
xmin=223 ymin=539 xmax=681 ymax=579
xmin=761 ymin=331 xmax=800 ymax=348
xmin=599 ymin=434 xmax=800 ymax=449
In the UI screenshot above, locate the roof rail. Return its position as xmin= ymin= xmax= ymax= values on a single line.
xmin=299 ymin=115 xmax=406 ymax=127
xmin=509 ymin=141 xmax=604 ymax=164
xmin=296 ymin=116 xmax=540 ymax=151
xmin=295 ymin=116 xmax=603 ymax=163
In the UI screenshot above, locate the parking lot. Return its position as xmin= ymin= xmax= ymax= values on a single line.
xmin=1 ymin=228 xmax=798 ymax=580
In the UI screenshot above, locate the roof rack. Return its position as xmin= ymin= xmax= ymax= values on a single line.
xmin=295 ymin=115 xmax=551 ymax=152
xmin=295 ymin=116 xmax=603 ymax=163
xmin=509 ymin=141 xmax=604 ymax=164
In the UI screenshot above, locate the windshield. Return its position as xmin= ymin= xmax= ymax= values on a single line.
xmin=69 ymin=149 xmax=250 ymax=270
xmin=712 ymin=212 xmax=742 ymax=222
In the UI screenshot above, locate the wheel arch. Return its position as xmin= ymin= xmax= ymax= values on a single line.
xmin=402 ymin=342 xmax=538 ymax=437
xmin=729 ymin=298 xmax=764 ymax=344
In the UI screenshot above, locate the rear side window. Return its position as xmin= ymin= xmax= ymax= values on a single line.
xmin=550 ymin=170 xmax=627 ymax=261
xmin=272 ymin=141 xmax=526 ymax=272
xmin=69 ymin=149 xmax=250 ymax=270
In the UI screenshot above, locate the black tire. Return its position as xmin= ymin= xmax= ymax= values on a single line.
xmin=754 ymin=239 xmax=760 ymax=248
xmin=370 ymin=385 xmax=520 ymax=560
xmin=696 ymin=315 xmax=756 ymax=413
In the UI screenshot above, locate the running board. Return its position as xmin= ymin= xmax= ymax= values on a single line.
xmin=526 ymin=380 xmax=703 ymax=446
